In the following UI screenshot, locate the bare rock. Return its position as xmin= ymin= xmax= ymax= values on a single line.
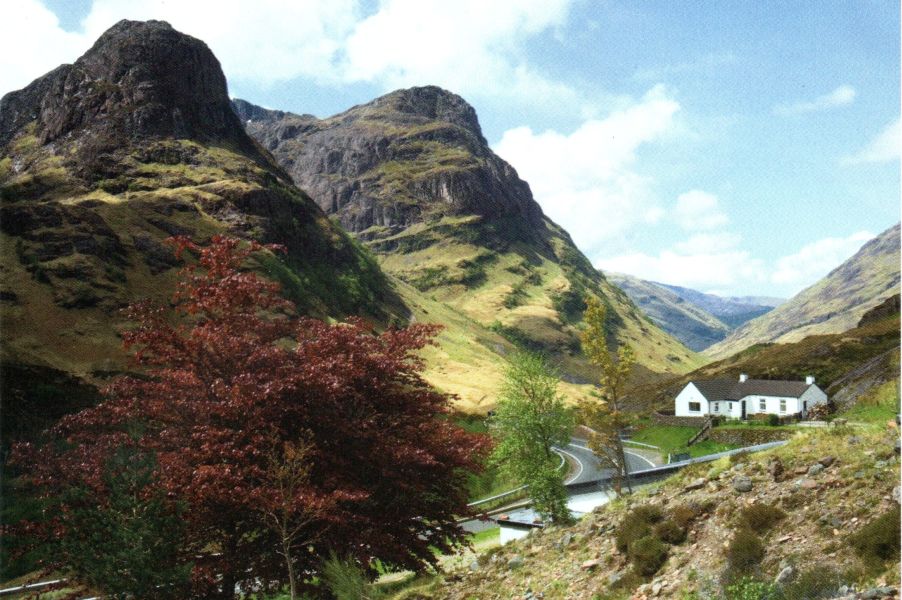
xmin=684 ymin=478 xmax=706 ymax=492
xmin=733 ymin=476 xmax=753 ymax=493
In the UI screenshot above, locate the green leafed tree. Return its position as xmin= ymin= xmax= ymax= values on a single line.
xmin=489 ymin=352 xmax=575 ymax=523
xmin=58 ymin=446 xmax=192 ymax=599
xmin=579 ymin=295 xmax=637 ymax=496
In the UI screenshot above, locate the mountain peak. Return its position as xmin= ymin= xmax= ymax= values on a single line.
xmin=1 ymin=19 xmax=260 ymax=163
xmin=364 ymin=86 xmax=485 ymax=141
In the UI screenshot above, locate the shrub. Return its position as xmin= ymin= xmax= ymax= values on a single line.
xmin=629 ymin=535 xmax=669 ymax=576
xmin=768 ymin=414 xmax=780 ymax=426
xmin=726 ymin=528 xmax=765 ymax=575
xmin=725 ymin=576 xmax=778 ymax=600
xmin=615 ymin=505 xmax=663 ymax=553
xmin=321 ymin=553 xmax=383 ymax=600
xmin=670 ymin=504 xmax=699 ymax=529
xmin=781 ymin=565 xmax=844 ymax=600
xmin=848 ymin=506 xmax=901 ymax=563
xmin=654 ymin=519 xmax=687 ymax=545
xmin=738 ymin=504 xmax=786 ymax=534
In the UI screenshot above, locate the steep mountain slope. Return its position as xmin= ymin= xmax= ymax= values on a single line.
xmin=656 ymin=283 xmax=782 ymax=328
xmin=628 ymin=295 xmax=900 ymax=413
xmin=606 ymin=272 xmax=732 ymax=351
xmin=0 ymin=20 xmax=407 ymax=438
xmin=706 ymin=223 xmax=901 ymax=359
xmin=233 ymin=91 xmax=704 ymax=386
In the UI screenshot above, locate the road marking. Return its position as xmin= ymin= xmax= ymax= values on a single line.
xmin=555 ymin=447 xmax=585 ymax=483
xmin=624 ymin=449 xmax=657 ymax=469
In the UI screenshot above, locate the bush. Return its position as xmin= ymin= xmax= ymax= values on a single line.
xmin=725 ymin=576 xmax=778 ymax=600
xmin=670 ymin=504 xmax=700 ymax=529
xmin=321 ymin=553 xmax=382 ymax=600
xmin=848 ymin=506 xmax=901 ymax=563
xmin=768 ymin=414 xmax=780 ymax=426
xmin=629 ymin=535 xmax=669 ymax=576
xmin=781 ymin=565 xmax=844 ymax=600
xmin=615 ymin=505 xmax=663 ymax=553
xmin=738 ymin=504 xmax=786 ymax=534
xmin=726 ymin=528 xmax=765 ymax=575
xmin=654 ymin=519 xmax=687 ymax=545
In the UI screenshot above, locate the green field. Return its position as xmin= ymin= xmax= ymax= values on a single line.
xmin=631 ymin=424 xmax=737 ymax=459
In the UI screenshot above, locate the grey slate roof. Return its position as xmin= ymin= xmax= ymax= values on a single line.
xmin=690 ymin=379 xmax=814 ymax=401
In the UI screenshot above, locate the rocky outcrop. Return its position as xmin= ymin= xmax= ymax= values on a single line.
xmin=232 ymin=87 xmax=544 ymax=234
xmin=1 ymin=20 xmax=265 ymax=169
xmin=0 ymin=20 xmax=404 ymax=427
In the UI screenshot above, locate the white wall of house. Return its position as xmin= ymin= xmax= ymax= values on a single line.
xmin=674 ymin=383 xmax=709 ymax=417
xmin=744 ymin=395 xmax=798 ymax=417
xmin=798 ymin=386 xmax=828 ymax=417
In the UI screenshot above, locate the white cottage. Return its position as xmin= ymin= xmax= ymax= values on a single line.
xmin=674 ymin=373 xmax=828 ymax=420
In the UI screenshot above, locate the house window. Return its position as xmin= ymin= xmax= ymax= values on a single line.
xmin=688 ymin=402 xmax=701 ymax=412
xmin=713 ymin=403 xmax=719 ymax=413
xmin=759 ymin=398 xmax=766 ymax=411
xmin=780 ymin=399 xmax=786 ymax=413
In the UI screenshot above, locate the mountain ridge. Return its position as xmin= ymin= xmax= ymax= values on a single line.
xmin=233 ymin=92 xmax=705 ymax=389
xmin=0 ymin=20 xmax=407 ymax=439
xmin=706 ymin=222 xmax=901 ymax=359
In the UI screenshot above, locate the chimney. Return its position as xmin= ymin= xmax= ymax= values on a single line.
xmin=805 ymin=375 xmax=815 ymax=385
xmin=739 ymin=373 xmax=748 ymax=383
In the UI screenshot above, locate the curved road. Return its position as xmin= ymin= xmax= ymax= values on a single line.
xmin=558 ymin=438 xmax=657 ymax=485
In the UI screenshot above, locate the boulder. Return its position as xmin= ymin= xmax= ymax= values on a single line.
xmin=733 ymin=476 xmax=753 ymax=493
xmin=683 ymin=478 xmax=706 ymax=491
xmin=581 ymin=558 xmax=602 ymax=570
xmin=774 ymin=566 xmax=795 ymax=585
xmin=808 ymin=463 xmax=825 ymax=476
xmin=818 ymin=455 xmax=836 ymax=467
xmin=507 ymin=555 xmax=524 ymax=570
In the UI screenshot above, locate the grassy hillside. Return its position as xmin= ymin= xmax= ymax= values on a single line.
xmin=426 ymin=425 xmax=901 ymax=599
xmin=707 ymin=223 xmax=900 ymax=359
xmin=606 ymin=272 xmax=732 ymax=351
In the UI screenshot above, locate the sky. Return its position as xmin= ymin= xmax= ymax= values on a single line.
xmin=2 ymin=0 xmax=899 ymax=298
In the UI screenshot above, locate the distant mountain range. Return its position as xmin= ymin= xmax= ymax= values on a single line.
xmin=706 ymin=222 xmax=900 ymax=359
xmin=605 ymin=273 xmax=781 ymax=351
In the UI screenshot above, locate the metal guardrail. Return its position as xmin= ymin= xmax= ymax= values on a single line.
xmin=466 ymin=449 xmax=567 ymax=508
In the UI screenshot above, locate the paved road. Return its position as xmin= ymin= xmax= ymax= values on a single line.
xmin=559 ymin=439 xmax=658 ymax=485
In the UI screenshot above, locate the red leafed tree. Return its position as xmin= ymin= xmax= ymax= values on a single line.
xmin=13 ymin=235 xmax=490 ymax=598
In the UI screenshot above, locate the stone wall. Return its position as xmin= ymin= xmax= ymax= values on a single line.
xmin=709 ymin=427 xmax=794 ymax=446
xmin=651 ymin=411 xmax=708 ymax=428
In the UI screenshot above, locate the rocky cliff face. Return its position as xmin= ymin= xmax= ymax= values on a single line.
xmin=0 ymin=20 xmax=403 ymax=440
xmin=2 ymin=20 xmax=266 ymax=169
xmin=235 ymin=91 xmax=703 ymax=387
xmin=232 ymin=87 xmax=544 ymax=235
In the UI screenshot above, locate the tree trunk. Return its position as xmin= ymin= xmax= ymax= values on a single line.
xmin=615 ymin=433 xmax=633 ymax=494
xmin=283 ymin=535 xmax=298 ymax=600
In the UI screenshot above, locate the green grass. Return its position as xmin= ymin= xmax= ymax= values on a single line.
xmin=469 ymin=526 xmax=500 ymax=547
xmin=840 ymin=378 xmax=900 ymax=423
xmin=632 ymin=424 xmax=737 ymax=459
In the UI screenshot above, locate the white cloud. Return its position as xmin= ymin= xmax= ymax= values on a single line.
xmin=0 ymin=0 xmax=91 ymax=95
xmin=598 ymin=247 xmax=767 ymax=291
xmin=771 ymin=230 xmax=874 ymax=286
xmin=601 ymin=229 xmax=876 ymax=297
xmin=493 ymin=85 xmax=680 ymax=255
xmin=841 ymin=119 xmax=900 ymax=165
xmin=342 ymin=0 xmax=577 ymax=104
xmin=673 ymin=190 xmax=728 ymax=231
xmin=1 ymin=0 xmax=581 ymax=109
xmin=774 ymin=84 xmax=856 ymax=116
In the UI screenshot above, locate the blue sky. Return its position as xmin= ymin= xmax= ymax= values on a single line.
xmin=3 ymin=1 xmax=899 ymax=297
